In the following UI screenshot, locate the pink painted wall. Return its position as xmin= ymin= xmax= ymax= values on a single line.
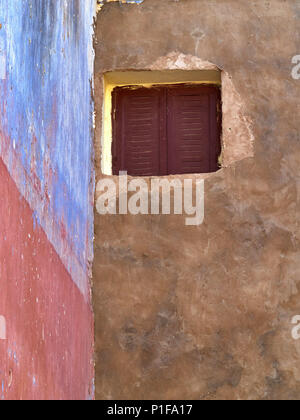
xmin=0 ymin=158 xmax=94 ymax=400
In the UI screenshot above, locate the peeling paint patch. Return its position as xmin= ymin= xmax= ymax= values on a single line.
xmin=0 ymin=27 xmax=5 ymax=79
xmin=0 ymin=54 xmax=5 ymax=80
xmin=0 ymin=316 xmax=6 ymax=340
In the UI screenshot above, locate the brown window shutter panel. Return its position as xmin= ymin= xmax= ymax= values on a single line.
xmin=167 ymin=85 xmax=221 ymax=174
xmin=112 ymin=87 xmax=163 ymax=176
xmin=112 ymin=84 xmax=221 ymax=176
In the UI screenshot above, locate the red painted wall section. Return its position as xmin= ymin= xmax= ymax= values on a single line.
xmin=0 ymin=157 xmax=94 ymax=400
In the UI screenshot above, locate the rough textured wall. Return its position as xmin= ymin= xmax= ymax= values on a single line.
xmin=0 ymin=0 xmax=95 ymax=399
xmin=94 ymin=0 xmax=300 ymax=400
xmin=98 ymin=0 xmax=144 ymax=10
xmin=0 ymin=159 xmax=93 ymax=400
xmin=0 ymin=0 xmax=95 ymax=295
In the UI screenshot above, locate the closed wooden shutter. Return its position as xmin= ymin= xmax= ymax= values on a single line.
xmin=112 ymin=87 xmax=163 ymax=176
xmin=112 ymin=84 xmax=221 ymax=176
xmin=167 ymin=85 xmax=221 ymax=174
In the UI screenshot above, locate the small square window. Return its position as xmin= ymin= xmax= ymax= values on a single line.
xmin=112 ymin=84 xmax=221 ymax=176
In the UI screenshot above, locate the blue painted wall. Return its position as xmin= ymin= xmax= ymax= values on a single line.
xmin=0 ymin=0 xmax=95 ymax=296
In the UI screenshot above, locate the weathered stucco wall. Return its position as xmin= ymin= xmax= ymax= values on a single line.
xmin=0 ymin=159 xmax=93 ymax=400
xmin=0 ymin=0 xmax=95 ymax=296
xmin=94 ymin=0 xmax=300 ymax=400
xmin=0 ymin=0 xmax=95 ymax=399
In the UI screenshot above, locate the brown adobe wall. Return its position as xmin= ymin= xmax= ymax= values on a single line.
xmin=93 ymin=0 xmax=300 ymax=400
